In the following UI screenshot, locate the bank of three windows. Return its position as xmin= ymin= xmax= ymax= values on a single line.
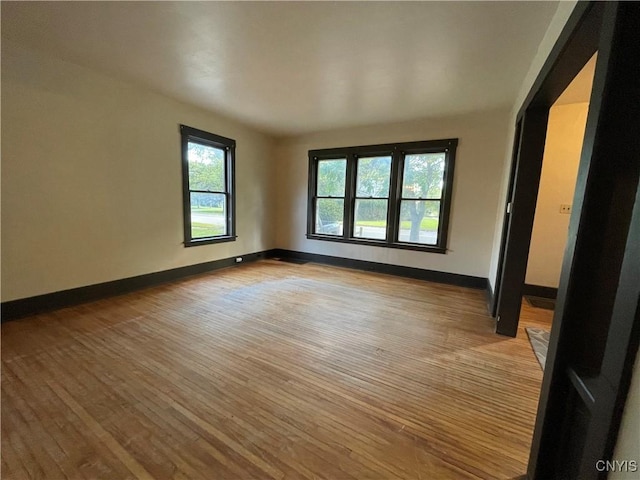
xmin=307 ymin=139 xmax=457 ymax=253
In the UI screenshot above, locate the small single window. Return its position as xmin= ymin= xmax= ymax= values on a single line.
xmin=180 ymin=125 xmax=236 ymax=247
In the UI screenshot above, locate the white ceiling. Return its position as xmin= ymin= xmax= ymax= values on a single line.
xmin=2 ymin=1 xmax=559 ymax=136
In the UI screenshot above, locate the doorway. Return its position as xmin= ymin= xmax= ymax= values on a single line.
xmin=520 ymin=55 xmax=596 ymax=366
xmin=490 ymin=2 xmax=640 ymax=478
xmin=492 ymin=3 xmax=602 ymax=339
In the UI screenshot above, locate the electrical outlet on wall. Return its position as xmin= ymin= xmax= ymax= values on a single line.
xmin=560 ymin=204 xmax=572 ymax=214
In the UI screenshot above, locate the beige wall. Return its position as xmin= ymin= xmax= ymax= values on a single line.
xmin=2 ymin=3 xmax=575 ymax=299
xmin=525 ymin=102 xmax=589 ymax=287
xmin=1 ymin=42 xmax=277 ymax=302
xmin=2 ymin=3 xmax=638 ymax=470
xmin=275 ymin=109 xmax=511 ymax=278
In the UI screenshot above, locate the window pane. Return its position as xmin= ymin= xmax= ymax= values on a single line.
xmin=398 ymin=200 xmax=439 ymax=245
xmin=356 ymin=156 xmax=392 ymax=197
xmin=188 ymin=142 xmax=225 ymax=192
xmin=402 ymin=153 xmax=445 ymax=199
xmin=315 ymin=198 xmax=344 ymax=235
xmin=317 ymin=159 xmax=346 ymax=197
xmin=353 ymin=199 xmax=388 ymax=240
xmin=190 ymin=193 xmax=227 ymax=238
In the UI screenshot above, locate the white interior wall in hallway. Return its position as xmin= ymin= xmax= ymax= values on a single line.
xmin=525 ymin=102 xmax=589 ymax=288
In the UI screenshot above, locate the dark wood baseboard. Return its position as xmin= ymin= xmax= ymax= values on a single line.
xmin=2 ymin=248 xmax=489 ymax=322
xmin=1 ymin=251 xmax=271 ymax=322
xmin=485 ymin=283 xmax=555 ymax=319
xmin=523 ymin=283 xmax=558 ymax=299
xmin=485 ymin=283 xmax=495 ymax=315
xmin=272 ymin=249 xmax=487 ymax=289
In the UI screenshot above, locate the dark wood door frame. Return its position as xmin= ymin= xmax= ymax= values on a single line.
xmin=493 ymin=1 xmax=603 ymax=336
xmin=492 ymin=1 xmax=640 ymax=478
xmin=528 ymin=3 xmax=640 ymax=477
xmin=489 ymin=119 xmax=520 ymax=318
xmin=494 ymin=108 xmax=549 ymax=335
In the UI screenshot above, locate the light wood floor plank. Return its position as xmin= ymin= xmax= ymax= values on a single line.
xmin=2 ymin=260 xmax=552 ymax=479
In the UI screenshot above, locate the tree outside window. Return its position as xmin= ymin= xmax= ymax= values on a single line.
xmin=308 ymin=139 xmax=456 ymax=253
xmin=180 ymin=125 xmax=236 ymax=247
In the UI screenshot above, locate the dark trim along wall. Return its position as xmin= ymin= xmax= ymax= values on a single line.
xmin=271 ymin=249 xmax=486 ymax=289
xmin=485 ymin=283 xmax=557 ymax=311
xmin=2 ymin=249 xmax=487 ymax=322
xmin=522 ymin=284 xmax=558 ymax=299
xmin=1 ymin=251 xmax=271 ymax=322
xmin=485 ymin=284 xmax=495 ymax=313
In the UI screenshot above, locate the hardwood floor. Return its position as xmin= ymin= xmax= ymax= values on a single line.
xmin=2 ymin=260 xmax=552 ymax=479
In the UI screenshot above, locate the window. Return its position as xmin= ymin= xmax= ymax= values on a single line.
xmin=307 ymin=139 xmax=457 ymax=253
xmin=180 ymin=125 xmax=236 ymax=246
xmin=354 ymin=156 xmax=392 ymax=240
xmin=314 ymin=158 xmax=347 ymax=236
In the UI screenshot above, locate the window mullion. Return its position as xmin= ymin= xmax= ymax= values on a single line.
xmin=307 ymin=156 xmax=318 ymax=236
xmin=437 ymin=144 xmax=456 ymax=250
xmin=311 ymin=195 xmax=318 ymax=235
xmin=225 ymin=147 xmax=231 ymax=237
xmin=181 ymin=133 xmax=192 ymax=244
xmin=388 ymin=148 xmax=403 ymax=244
xmin=400 ymin=197 xmax=443 ymax=202
xmin=344 ymin=154 xmax=356 ymax=239
xmin=436 ymin=196 xmax=445 ymax=249
xmin=189 ymin=189 xmax=227 ymax=195
xmin=228 ymin=194 xmax=233 ymax=239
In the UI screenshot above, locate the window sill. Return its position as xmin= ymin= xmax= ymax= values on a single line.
xmin=185 ymin=235 xmax=237 ymax=247
xmin=306 ymin=234 xmax=446 ymax=254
